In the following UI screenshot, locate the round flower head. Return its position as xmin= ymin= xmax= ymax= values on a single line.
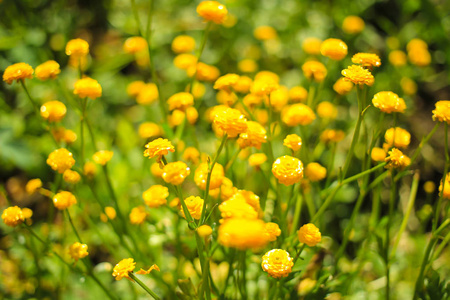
xmin=181 ymin=196 xmax=204 ymax=220
xmin=2 ymin=206 xmax=24 ymax=227
xmin=26 ymin=178 xmax=42 ymax=195
xmin=51 ymin=128 xmax=77 ymax=144
xmin=265 ymin=222 xmax=281 ymax=242
xmin=233 ymin=76 xmax=253 ymax=94
xmin=439 ymin=173 xmax=450 ymax=199
xmin=341 ymin=65 xmax=374 ymax=86
xmin=127 ymin=81 xmax=146 ymax=98
xmin=424 ymin=181 xmax=436 ymax=194
xmin=261 ymin=249 xmax=294 ymax=278
xmin=69 ymin=242 xmax=89 ymax=261
xmin=371 ymin=147 xmax=386 ymax=162
xmin=385 ymin=148 xmax=410 ymax=169
xmin=219 ymin=195 xmax=258 ymax=220
xmin=254 ymin=26 xmax=277 ymax=41
xmin=352 ymin=53 xmax=381 ymax=69
xmin=333 ymin=78 xmax=354 ymax=95
xmin=283 ymin=134 xmax=302 ymax=152
xmin=35 ymin=60 xmax=61 ymax=80
xmin=40 ymin=101 xmax=67 ymax=122
xmin=250 ymin=79 xmax=279 ymax=96
xmin=171 ymin=35 xmax=196 ymax=53
xmin=432 ymin=101 xmax=450 ymax=125
xmin=113 ymin=258 xmax=136 ymax=281
xmin=302 ymin=37 xmax=322 ymax=55
xmin=174 ymin=53 xmax=198 ymax=70
xmin=53 ymin=191 xmax=77 ymax=210
xmin=183 ymin=147 xmax=200 ymax=164
xmin=144 ymin=138 xmax=175 ymax=161
xmin=197 ymin=225 xmax=213 ymax=237
xmin=167 ymin=92 xmax=194 ymax=111
xmin=129 ymin=206 xmax=147 ymax=225
xmin=342 ymin=16 xmax=365 ymax=34
xmin=320 ymin=38 xmax=348 ymax=60
xmin=137 ymin=83 xmax=159 ymax=105
xmin=298 ymin=223 xmax=321 ymax=247
xmin=389 ymin=50 xmax=407 ymax=67
xmin=84 ymin=162 xmax=97 ymax=178
xmin=143 ymin=185 xmax=169 ymax=208
xmin=196 ymin=1 xmax=228 ymax=24
xmin=194 ymin=162 xmax=225 ymax=190
xmin=255 ymin=71 xmax=280 ymax=84
xmin=138 ymin=122 xmax=162 ymax=139
xmin=400 ymin=77 xmax=417 ymax=96
xmin=213 ymin=107 xmax=248 ymax=138
xmin=321 ymin=129 xmax=345 ymax=143
xmin=74 ymin=77 xmax=102 ymax=99
xmin=372 ymin=91 xmax=406 ymax=114
xmin=47 ymin=148 xmax=75 ymax=173
xmin=237 ymin=121 xmax=267 ymax=149
xmin=162 ymin=161 xmax=190 ymax=185
xmin=408 ymin=48 xmax=431 ymax=67
xmin=3 ymin=63 xmax=34 ymax=84
xmin=218 ymin=218 xmax=269 ymax=250
xmin=272 ymin=155 xmax=304 ymax=186
xmin=63 ymin=169 xmax=81 ymax=184
xmin=384 ymin=127 xmax=411 ymax=149
xmin=281 ymin=103 xmax=316 ymax=127
xmin=187 ymin=62 xmax=220 ymax=82
xmin=66 ymin=38 xmax=89 ymax=57
xmin=249 ymin=153 xmax=267 ymax=167
xmin=268 ymin=86 xmax=289 ymax=111
xmin=305 ymin=162 xmax=327 ymax=182
xmin=123 ymin=36 xmax=148 ymax=54
xmin=93 ymin=150 xmax=114 ymax=165
xmin=302 ymin=61 xmax=327 ymax=82
xmin=317 ymin=101 xmax=337 ymax=119
xmin=238 ymin=59 xmax=258 ymax=73
xmin=214 ymin=73 xmax=240 ymax=93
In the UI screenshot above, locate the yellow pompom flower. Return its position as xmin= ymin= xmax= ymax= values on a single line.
xmin=424 ymin=181 xmax=436 ymax=194
xmin=113 ymin=258 xmax=136 ymax=281
xmin=144 ymin=138 xmax=175 ymax=161
xmin=254 ymin=26 xmax=277 ymax=40
xmin=250 ymin=79 xmax=279 ymax=96
xmin=26 ymin=179 xmax=42 ymax=195
xmin=283 ymin=134 xmax=302 ymax=152
xmin=265 ymin=222 xmax=281 ymax=242
xmin=385 ymin=148 xmax=410 ymax=169
xmin=371 ymin=147 xmax=387 ymax=162
xmin=218 ymin=218 xmax=269 ymax=250
xmin=84 ymin=162 xmax=97 ymax=178
xmin=438 ymin=173 xmax=450 ymax=199
xmin=127 ymin=80 xmax=146 ymax=98
xmin=237 ymin=121 xmax=267 ymax=149
xmin=408 ymin=48 xmax=431 ymax=67
xmin=69 ymin=242 xmax=89 ymax=261
xmin=214 ymin=73 xmax=240 ymax=93
xmin=129 ymin=206 xmax=147 ymax=225
xmin=51 ymin=128 xmax=77 ymax=144
xmin=63 ymin=169 xmax=81 ymax=184
xmin=47 ymin=148 xmax=75 ymax=174
xmin=35 ymin=60 xmax=61 ymax=80
xmin=400 ymin=77 xmax=417 ymax=95
xmin=305 ymin=162 xmax=327 ymax=182
xmin=317 ymin=101 xmax=337 ymax=119
xmin=187 ymin=62 xmax=220 ymax=82
xmin=171 ymin=35 xmax=196 ymax=53
xmin=92 ymin=150 xmax=114 ymax=165
xmin=302 ymin=37 xmax=322 ymax=55
xmin=289 ymin=86 xmax=308 ymax=103
xmin=183 ymin=147 xmax=200 ymax=164
xmin=104 ymin=206 xmax=117 ymax=220
xmin=136 ymin=83 xmax=159 ymax=105
xmin=238 ymin=59 xmax=258 ymax=73
xmin=187 ymin=107 xmax=199 ymax=125
xmin=138 ymin=122 xmax=162 ymax=139
xmin=143 ymin=185 xmax=169 ymax=208
xmin=196 ymin=1 xmax=228 ymax=24
xmin=341 ymin=65 xmax=374 ymax=86
xmin=384 ymin=127 xmax=411 ymax=149
xmin=342 ymin=16 xmax=365 ymax=34
xmin=267 ymin=86 xmax=289 ymax=111
xmin=197 ymin=225 xmax=213 ymax=237
xmin=194 ymin=162 xmax=225 ymax=190
xmin=298 ymin=223 xmax=321 ymax=247
xmin=432 ymin=101 xmax=450 ymax=125
xmin=53 ymin=191 xmax=77 ymax=210
xmin=162 ymin=161 xmax=190 ymax=185
xmin=281 ymin=104 xmax=316 ymax=127
xmin=249 ymin=153 xmax=267 ymax=167
xmin=22 ymin=208 xmax=33 ymax=221
xmin=320 ymin=129 xmax=345 ymax=143
xmin=74 ymin=77 xmax=102 ymax=99
xmin=389 ymin=50 xmax=407 ymax=67
xmin=167 ymin=92 xmax=194 ymax=111
xmin=65 ymin=38 xmax=89 ymax=57
xmin=235 ymin=190 xmax=261 ymax=212
xmin=372 ymin=91 xmax=406 ymax=114
xmin=320 ymin=38 xmax=348 ymax=60
xmin=174 ymin=54 xmax=198 ymax=70
xmin=302 ymin=61 xmax=327 ymax=82
xmin=351 ymin=53 xmax=381 ymax=69
xmin=123 ymin=36 xmax=148 ymax=54
xmin=219 ymin=195 xmax=258 ymax=220
xmin=213 ymin=107 xmax=248 ymax=138
xmin=261 ymin=249 xmax=294 ymax=279
xmin=40 ymin=101 xmax=67 ymax=122
xmin=333 ymin=78 xmax=354 ymax=95
xmin=233 ymin=76 xmax=253 ymax=94
xmin=181 ymin=196 xmax=204 ymax=220
xmin=272 ymin=155 xmax=304 ymax=186
xmin=2 ymin=206 xmax=24 ymax=227
xmin=3 ymin=63 xmax=34 ymax=84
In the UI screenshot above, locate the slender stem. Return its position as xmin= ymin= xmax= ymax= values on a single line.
xmin=433 ymin=123 xmax=449 ymax=231
xmin=413 ymin=238 xmax=438 ymax=299
xmin=66 ymin=209 xmax=83 ymax=243
xmin=20 ymin=80 xmax=39 ymax=114
xmin=237 ymin=96 xmax=256 ymax=121
xmin=189 ymin=22 xmax=212 ymax=94
xmin=431 ymin=230 xmax=450 ymax=262
xmin=290 ymin=192 xmax=303 ymax=235
xmin=324 ymin=143 xmax=337 ymax=188
xmin=385 ymin=170 xmax=397 ymax=300
xmin=129 ymin=273 xmax=161 ymax=300
xmin=130 ymin=0 xmax=142 ymax=35
xmin=306 ymin=84 xmax=316 ymax=108
xmin=80 ymin=98 xmax=87 ymax=163
xmin=82 ymin=260 xmax=118 ymax=300
xmin=293 ymin=244 xmax=307 ymax=264
xmin=195 ymin=233 xmax=210 ymax=300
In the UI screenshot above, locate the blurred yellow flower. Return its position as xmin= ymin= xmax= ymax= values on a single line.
xmin=250 ymin=79 xmax=279 ymax=96
xmin=105 ymin=206 xmax=117 ymax=220
xmin=272 ymin=155 xmax=304 ymax=186
xmin=83 ymin=162 xmax=97 ymax=178
xmin=254 ymin=26 xmax=277 ymax=40
xmin=233 ymin=76 xmax=253 ymax=94
xmin=2 ymin=206 xmax=24 ymax=227
xmin=384 ymin=127 xmax=411 ymax=149
xmin=333 ymin=78 xmax=353 ymax=95
xmin=302 ymin=37 xmax=322 ymax=55
xmin=93 ymin=150 xmax=114 ymax=165
xmin=123 ymin=36 xmax=148 ymax=54
xmin=183 ymin=147 xmax=200 ymax=164
xmin=197 ymin=225 xmax=213 ymax=237
xmin=171 ymin=35 xmax=196 ymax=53
xmin=371 ymin=147 xmax=387 ymax=162
xmin=216 ymin=90 xmax=237 ymax=106
xmin=261 ymin=249 xmax=293 ymax=278
xmin=144 ymin=138 xmax=175 ymax=161
xmin=432 ymin=101 xmax=450 ymax=125
xmin=238 ymin=59 xmax=258 ymax=73
xmin=218 ymin=218 xmax=269 ymax=250
xmin=74 ymin=77 xmax=102 ymax=99
xmin=298 ymin=223 xmax=321 ymax=247
xmin=196 ymin=1 xmax=228 ymax=24
xmin=320 ymin=129 xmax=345 ymax=143
xmin=372 ymin=91 xmax=406 ymax=114
xmin=181 ymin=196 xmax=204 ymax=220
xmin=3 ymin=63 xmax=33 ymax=84
xmin=194 ymin=162 xmax=225 ymax=190
xmin=65 ymin=38 xmax=89 ymax=57
xmin=214 ymin=73 xmax=240 ymax=92
xmin=342 ymin=16 xmax=365 ymax=34
xmin=219 ymin=195 xmax=258 ymax=220
xmin=317 ymin=101 xmax=337 ymax=119
xmin=424 ymin=181 xmax=436 ymax=194
xmin=112 ymin=258 xmax=136 ymax=281
xmin=47 ymin=148 xmax=75 ymax=174
xmin=143 ymin=185 xmax=169 ymax=208
xmin=26 ymin=179 xmax=42 ymax=195
xmin=40 ymin=101 xmax=67 ymax=122
xmin=305 ymin=162 xmax=327 ymax=182
xmin=302 ymin=60 xmax=327 ymax=82
xmin=138 ymin=122 xmax=162 ymax=139
xmin=35 ymin=60 xmax=60 ymax=80
xmin=187 ymin=62 xmax=220 ymax=82
xmin=400 ymin=77 xmax=417 ymax=95
xmin=174 ymin=53 xmax=198 ymax=70
xmin=127 ymin=80 xmax=146 ymax=98
xmin=283 ymin=134 xmax=302 ymax=152
xmin=162 ymin=161 xmax=190 ymax=185
xmin=129 ymin=206 xmax=147 ymax=225
xmin=213 ymin=107 xmax=248 ymax=138
xmin=167 ymin=92 xmax=194 ymax=111
xmin=389 ymin=50 xmax=407 ymax=67
xmin=69 ymin=242 xmax=89 ymax=261
xmin=249 ymin=153 xmax=267 ymax=167
xmin=385 ymin=148 xmax=410 ymax=169
xmin=341 ymin=65 xmax=374 ymax=86
xmin=150 ymin=162 xmax=164 ymax=178
xmin=53 ymin=191 xmax=77 ymax=210
xmin=63 ymin=169 xmax=81 ymax=184
xmin=289 ymin=86 xmax=308 ymax=103
xmin=265 ymin=222 xmax=281 ymax=242
xmin=438 ymin=173 xmax=450 ymax=199
xmin=268 ymin=86 xmax=289 ymax=111
xmin=407 ymin=39 xmax=431 ymax=67
xmin=237 ymin=121 xmax=267 ymax=149
xmin=320 ymin=38 xmax=348 ymax=60
xmin=281 ymin=103 xmax=316 ymax=127
xmin=136 ymin=83 xmax=159 ymax=105
xmin=351 ymin=53 xmax=381 ymax=68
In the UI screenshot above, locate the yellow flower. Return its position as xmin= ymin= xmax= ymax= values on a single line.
xmin=317 ymin=101 xmax=337 ymax=119
xmin=46 ymin=148 xmax=75 ymax=174
xmin=191 ymin=82 xmax=206 ymax=99
xmin=123 ymin=37 xmax=148 ymax=54
xmin=289 ymin=86 xmax=308 ymax=103
xmin=265 ymin=222 xmax=281 ymax=242
xmin=281 ymin=104 xmax=316 ymax=127
xmin=143 ymin=185 xmax=169 ymax=208
xmin=302 ymin=37 xmax=322 ymax=55
xmin=2 ymin=206 xmax=24 ymax=227
xmin=63 ymin=169 xmax=81 ymax=184
xmin=254 ymin=26 xmax=277 ymax=40
xmin=35 ymin=60 xmax=61 ymax=80
xmin=83 ymin=162 xmax=97 ymax=178
xmin=341 ymin=65 xmax=374 ymax=86
xmin=385 ymin=148 xmax=410 ymax=169
xmin=144 ymin=138 xmax=175 ymax=160
xmin=162 ymin=161 xmax=190 ymax=185
xmin=210 ymin=177 xmax=238 ymax=201
xmin=400 ymin=77 xmax=417 ymax=95
xmin=250 ymin=79 xmax=279 ymax=96
xmin=129 ymin=206 xmax=148 ymax=225
xmin=305 ymin=162 xmax=327 ymax=182
xmin=112 ymin=258 xmax=136 ymax=281
xmin=138 ymin=122 xmax=162 ymax=139
xmin=127 ymin=80 xmax=146 ymax=98
xmin=105 ymin=207 xmax=117 ymax=220
xmin=302 ymin=61 xmax=327 ymax=82
xmin=218 ymin=218 xmax=269 ymax=250
xmin=171 ymin=35 xmax=196 ymax=53
xmin=219 ymin=195 xmax=258 ymax=220
xmin=93 ymin=150 xmax=114 ymax=165
xmin=213 ymin=107 xmax=248 ymax=138
xmin=424 ymin=181 xmax=436 ymax=194
xmin=181 ymin=196 xmax=204 ymax=220
xmin=53 ymin=191 xmax=77 ymax=210
xmin=187 ymin=62 xmax=220 ymax=82
xmin=238 ymin=59 xmax=258 ymax=73
xmin=40 ymin=101 xmax=67 ymax=122
xmin=432 ymin=101 xmax=450 ymax=125
xmin=333 ymin=78 xmax=354 ymax=95
xmin=65 ymin=38 xmax=89 ymax=57
xmin=22 ymin=207 xmax=33 ymax=220
xmin=26 ymin=179 xmax=42 ymax=195
xmin=384 ymin=127 xmax=411 ymax=149
xmin=298 ymin=223 xmax=321 ymax=247
xmin=351 ymin=53 xmax=381 ymax=68
xmin=197 ymin=225 xmax=213 ymax=237
xmin=261 ymin=249 xmax=294 ymax=278
xmin=136 ymin=264 xmax=160 ymax=275
xmin=51 ymin=128 xmax=78 ymax=144
xmin=342 ymin=16 xmax=365 ymax=34
xmin=194 ymin=162 xmax=225 ymax=190
xmin=237 ymin=121 xmax=267 ymax=149
xmin=169 ymin=109 xmax=186 ymax=127
xmin=69 ymin=242 xmax=89 ymax=261
xmin=320 ymin=129 xmax=345 ymax=143
xmin=283 ymin=134 xmax=302 ymax=152
xmin=407 ymin=41 xmax=431 ymax=67
xmin=407 ymin=39 xmax=428 ymax=51
xmin=74 ymin=77 xmax=102 ymax=99
xmin=174 ymin=54 xmax=198 ymax=70
xmin=438 ymin=173 xmax=450 ymax=199
xmin=268 ymin=86 xmax=289 ymax=111
xmin=167 ymin=92 xmax=194 ymax=111
xmin=272 ymin=155 xmax=304 ymax=186
xmin=196 ymin=1 xmax=228 ymax=24
xmin=214 ymin=73 xmax=240 ymax=93
xmin=320 ymin=38 xmax=348 ymax=60
xmin=249 ymin=153 xmax=267 ymax=167
xmin=389 ymin=50 xmax=407 ymax=67
xmin=3 ymin=63 xmax=33 ymax=84
xmin=136 ymin=83 xmax=159 ymax=105
xmin=371 ymin=147 xmax=386 ymax=162
xmin=183 ymin=147 xmax=200 ymax=164
xmin=372 ymin=91 xmax=406 ymax=114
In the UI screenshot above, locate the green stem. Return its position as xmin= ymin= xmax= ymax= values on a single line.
xmin=324 ymin=143 xmax=337 ymax=188
xmin=237 ymin=96 xmax=256 ymax=121
xmin=82 ymin=260 xmax=118 ymax=300
xmin=80 ymin=98 xmax=88 ymax=163
xmin=20 ymin=80 xmax=39 ymax=114
xmin=129 ymin=273 xmax=161 ymax=300
xmin=413 ymin=238 xmax=438 ymax=299
xmin=66 ymin=209 xmax=83 ymax=243
xmin=189 ymin=22 xmax=212 ymax=94
xmin=433 ymin=123 xmax=449 ymax=231
xmin=385 ymin=170 xmax=397 ymax=300
xmin=290 ymin=192 xmax=303 ymax=235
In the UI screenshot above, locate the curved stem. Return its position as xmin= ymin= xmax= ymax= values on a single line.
xmin=66 ymin=209 xmax=83 ymax=243
xmin=129 ymin=273 xmax=161 ymax=300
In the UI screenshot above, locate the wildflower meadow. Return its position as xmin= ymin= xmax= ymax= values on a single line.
xmin=1 ymin=0 xmax=450 ymax=299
